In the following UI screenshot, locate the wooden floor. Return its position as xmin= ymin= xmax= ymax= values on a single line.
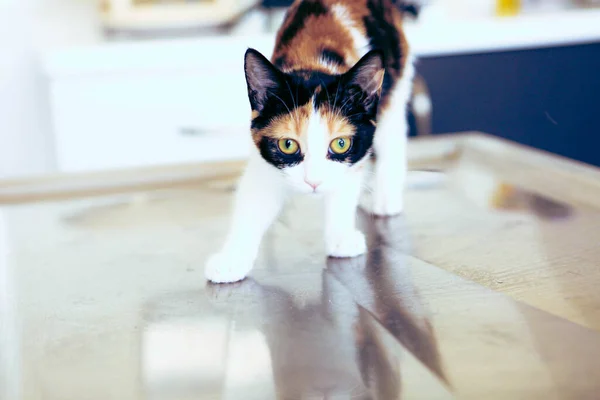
xmin=1 ymin=133 xmax=600 ymax=399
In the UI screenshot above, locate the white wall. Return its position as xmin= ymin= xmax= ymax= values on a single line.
xmin=0 ymin=0 xmax=100 ymax=179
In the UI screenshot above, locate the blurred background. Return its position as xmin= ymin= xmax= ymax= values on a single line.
xmin=0 ymin=0 xmax=599 ymax=179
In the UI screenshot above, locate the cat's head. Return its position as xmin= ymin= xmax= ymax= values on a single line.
xmin=244 ymin=48 xmax=385 ymax=194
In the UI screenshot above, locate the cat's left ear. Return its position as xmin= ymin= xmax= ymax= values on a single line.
xmin=344 ymin=50 xmax=385 ymax=97
xmin=244 ymin=48 xmax=283 ymax=112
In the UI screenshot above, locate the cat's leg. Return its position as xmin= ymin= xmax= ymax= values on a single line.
xmin=205 ymin=157 xmax=285 ymax=283
xmin=371 ymin=112 xmax=408 ymax=216
xmin=325 ymin=170 xmax=366 ymax=258
xmin=362 ymin=62 xmax=414 ymax=216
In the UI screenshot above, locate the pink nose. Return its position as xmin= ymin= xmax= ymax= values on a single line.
xmin=304 ymin=179 xmax=322 ymax=190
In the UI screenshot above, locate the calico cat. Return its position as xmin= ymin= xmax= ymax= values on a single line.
xmin=206 ymin=0 xmax=417 ymax=283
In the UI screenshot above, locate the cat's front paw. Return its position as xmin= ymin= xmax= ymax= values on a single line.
xmin=326 ymin=230 xmax=367 ymax=258
xmin=205 ymin=252 xmax=254 ymax=283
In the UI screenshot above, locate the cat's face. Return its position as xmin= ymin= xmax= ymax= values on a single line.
xmin=244 ymin=49 xmax=385 ymax=194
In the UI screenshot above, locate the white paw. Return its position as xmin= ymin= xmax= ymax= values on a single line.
xmin=326 ymin=230 xmax=367 ymax=258
xmin=205 ymin=252 xmax=254 ymax=283
xmin=360 ymin=188 xmax=404 ymax=216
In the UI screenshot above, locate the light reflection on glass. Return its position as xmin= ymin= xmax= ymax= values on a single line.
xmin=141 ymin=297 xmax=276 ymax=400
xmin=142 ymin=318 xmax=230 ymax=399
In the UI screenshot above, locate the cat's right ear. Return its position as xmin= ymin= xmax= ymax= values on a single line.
xmin=244 ymin=48 xmax=282 ymax=112
xmin=343 ymin=50 xmax=385 ymax=97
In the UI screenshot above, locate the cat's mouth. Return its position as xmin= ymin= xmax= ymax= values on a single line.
xmin=298 ymin=185 xmax=325 ymax=196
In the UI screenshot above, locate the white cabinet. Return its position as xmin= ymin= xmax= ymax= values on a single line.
xmin=50 ymin=69 xmax=253 ymax=172
xmin=46 ymin=36 xmax=275 ymax=173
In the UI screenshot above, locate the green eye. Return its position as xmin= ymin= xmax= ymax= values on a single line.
xmin=278 ymin=138 xmax=299 ymax=155
xmin=329 ymin=136 xmax=352 ymax=154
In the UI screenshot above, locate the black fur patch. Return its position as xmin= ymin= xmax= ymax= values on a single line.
xmin=320 ymin=48 xmax=346 ymax=66
xmin=339 ymin=105 xmax=377 ymax=164
xmin=273 ymin=56 xmax=287 ymax=69
xmin=364 ymin=0 xmax=404 ymax=103
xmin=259 ymin=136 xmax=304 ymax=169
xmin=279 ymin=0 xmax=328 ymax=46
xmin=292 ymin=70 xmax=338 ymax=91
xmin=391 ymin=0 xmax=421 ymax=17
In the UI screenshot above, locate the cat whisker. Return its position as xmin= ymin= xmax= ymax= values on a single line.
xmin=268 ymin=90 xmax=292 ymax=116
xmin=295 ymin=82 xmax=300 ymax=125
xmin=335 ymin=91 xmax=361 ymax=120
xmin=285 ymin=80 xmax=297 ymax=110
xmin=319 ymin=77 xmax=335 ymax=124
xmin=319 ymin=77 xmax=331 ymax=105
xmin=284 ymin=79 xmax=300 ymax=127
xmin=332 ymin=81 xmax=341 ymax=110
xmin=343 ymin=111 xmax=369 ymax=120
xmin=359 ymin=180 xmax=375 ymax=194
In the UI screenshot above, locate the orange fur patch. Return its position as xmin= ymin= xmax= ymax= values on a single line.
xmin=321 ymin=108 xmax=356 ymax=139
xmin=272 ymin=0 xmax=370 ymax=73
xmin=252 ymin=103 xmax=312 ymax=146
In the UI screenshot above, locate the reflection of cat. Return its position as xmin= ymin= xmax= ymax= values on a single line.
xmin=207 ymin=214 xmax=448 ymax=398
xmin=209 ymin=271 xmax=399 ymax=399
xmin=343 ymin=214 xmax=447 ymax=384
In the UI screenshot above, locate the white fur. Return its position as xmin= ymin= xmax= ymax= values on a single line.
xmin=318 ymin=57 xmax=342 ymax=74
xmin=330 ymin=4 xmax=371 ymax=60
xmin=360 ymin=55 xmax=415 ymax=216
xmin=325 ymin=171 xmax=366 ymax=257
xmin=205 ymin=107 xmax=366 ymax=283
xmin=304 ymin=110 xmax=328 ymax=190
xmin=205 ymin=154 xmax=287 ymax=283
